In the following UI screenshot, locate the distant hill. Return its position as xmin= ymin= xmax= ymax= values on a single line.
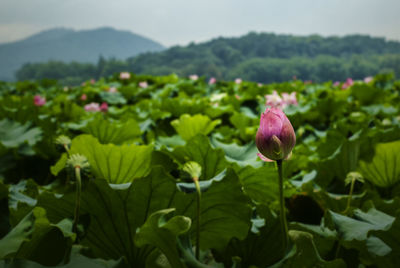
xmin=0 ymin=27 xmax=165 ymax=81
xmin=14 ymin=32 xmax=400 ymax=84
xmin=127 ymin=32 xmax=400 ymax=81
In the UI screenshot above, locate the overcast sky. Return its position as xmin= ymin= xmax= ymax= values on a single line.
xmin=0 ymin=0 xmax=399 ymax=46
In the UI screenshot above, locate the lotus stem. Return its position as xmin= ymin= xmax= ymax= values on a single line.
xmin=72 ymin=166 xmax=82 ymax=237
xmin=277 ymin=159 xmax=288 ymax=252
xmin=193 ymin=177 xmax=201 ymax=260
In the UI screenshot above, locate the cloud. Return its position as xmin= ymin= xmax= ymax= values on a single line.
xmin=0 ymin=0 xmax=399 ymax=46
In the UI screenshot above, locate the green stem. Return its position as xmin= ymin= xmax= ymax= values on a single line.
xmin=345 ymin=177 xmax=356 ymax=214
xmin=72 ymin=167 xmax=82 ymax=236
xmin=193 ymin=177 xmax=201 ymax=260
xmin=277 ymin=160 xmax=288 ymax=252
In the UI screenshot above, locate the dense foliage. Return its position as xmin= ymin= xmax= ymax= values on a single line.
xmin=16 ymin=33 xmax=400 ymax=84
xmin=0 ymin=72 xmax=400 ymax=267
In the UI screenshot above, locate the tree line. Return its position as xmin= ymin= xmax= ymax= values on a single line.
xmin=15 ymin=32 xmax=400 ymax=84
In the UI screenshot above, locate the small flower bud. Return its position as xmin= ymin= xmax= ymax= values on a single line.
xmin=182 ymin=161 xmax=202 ymax=180
xmin=67 ymin=154 xmax=90 ymax=172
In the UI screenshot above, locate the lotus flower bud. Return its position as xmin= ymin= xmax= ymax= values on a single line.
xmin=256 ymin=107 xmax=296 ymax=161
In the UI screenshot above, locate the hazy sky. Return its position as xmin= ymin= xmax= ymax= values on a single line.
xmin=0 ymin=0 xmax=399 ymax=46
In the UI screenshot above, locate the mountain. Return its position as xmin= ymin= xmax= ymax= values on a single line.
xmin=0 ymin=27 xmax=165 ymax=81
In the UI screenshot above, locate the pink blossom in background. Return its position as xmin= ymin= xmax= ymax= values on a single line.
xmin=333 ymin=81 xmax=340 ymax=87
xmin=100 ymin=102 xmax=108 ymax=112
xmin=119 ymin=72 xmax=131 ymax=80
xmin=208 ymin=77 xmax=217 ymax=85
xmin=257 ymin=83 xmax=263 ymax=87
xmin=235 ymin=78 xmax=242 ymax=84
xmin=33 ymin=95 xmax=46 ymax=106
xmin=364 ymin=76 xmax=373 ymax=83
xmin=282 ymin=92 xmax=298 ymax=107
xmin=342 ymin=78 xmax=354 ymax=89
xmin=265 ymin=90 xmax=282 ymax=108
xmin=108 ymin=87 xmax=118 ymax=93
xmin=189 ymin=74 xmax=199 ymax=81
xmin=84 ymin=102 xmax=101 ymax=112
xmin=265 ymin=91 xmax=298 ymax=109
xmin=235 ymin=94 xmax=241 ymax=100
xmin=139 ymin=81 xmax=148 ymax=88
xmin=80 ymin=94 xmax=87 ymax=101
xmin=63 ymin=87 xmax=69 ymax=92
xmin=90 ymin=79 xmax=96 ymax=84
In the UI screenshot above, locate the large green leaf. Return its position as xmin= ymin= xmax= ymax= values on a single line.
xmin=83 ymin=115 xmax=141 ymax=145
xmin=0 ymin=207 xmax=74 ymax=266
xmin=237 ymin=165 xmax=279 ymax=204
xmin=70 ymin=134 xmax=152 ymax=183
xmin=0 ymin=119 xmax=42 ymax=148
xmin=37 ymin=167 xmax=251 ymax=265
xmin=328 ymin=208 xmax=395 ymax=264
xmin=359 ymin=140 xmax=400 ymax=187
xmin=170 ymin=135 xmax=228 ymax=180
xmin=270 ymin=230 xmax=346 ymax=268
xmin=210 ymin=137 xmax=262 ymax=168
xmin=135 ymin=209 xmax=191 ymax=268
xmin=171 ymin=114 xmax=221 ymax=141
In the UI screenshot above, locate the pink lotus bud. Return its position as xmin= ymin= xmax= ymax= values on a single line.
xmin=80 ymin=94 xmax=87 ymax=101
xmin=333 ymin=81 xmax=340 ymax=87
xmin=235 ymin=78 xmax=242 ymax=84
xmin=90 ymin=79 xmax=96 ymax=84
xmin=119 ymin=72 xmax=131 ymax=80
xmin=189 ymin=74 xmax=199 ymax=81
xmin=209 ymin=77 xmax=217 ymax=85
xmin=34 ymin=95 xmax=46 ymax=106
xmin=256 ymin=107 xmax=296 ymax=161
xmin=100 ymin=102 xmax=108 ymax=112
xmin=342 ymin=78 xmax=354 ymax=90
xmin=139 ymin=81 xmax=148 ymax=88
xmin=84 ymin=102 xmax=101 ymax=112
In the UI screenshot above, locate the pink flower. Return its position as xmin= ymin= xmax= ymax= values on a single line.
xmin=34 ymin=95 xmax=46 ymax=107
xmin=139 ymin=81 xmax=148 ymax=88
xmin=333 ymin=81 xmax=340 ymax=87
xmin=256 ymin=107 xmax=296 ymax=161
xmin=265 ymin=90 xmax=282 ymax=108
xmin=84 ymin=102 xmax=101 ymax=112
xmin=108 ymin=87 xmax=118 ymax=93
xmin=119 ymin=72 xmax=131 ymax=80
xmin=235 ymin=78 xmax=242 ymax=84
xmin=63 ymin=86 xmax=69 ymax=92
xmin=189 ymin=74 xmax=199 ymax=81
xmin=90 ymin=79 xmax=96 ymax=84
xmin=257 ymin=83 xmax=263 ymax=87
xmin=80 ymin=94 xmax=87 ymax=101
xmin=209 ymin=77 xmax=217 ymax=85
xmin=235 ymin=94 xmax=241 ymax=100
xmin=364 ymin=76 xmax=373 ymax=83
xmin=281 ymin=92 xmax=298 ymax=108
xmin=100 ymin=102 xmax=108 ymax=112
xmin=342 ymin=78 xmax=354 ymax=90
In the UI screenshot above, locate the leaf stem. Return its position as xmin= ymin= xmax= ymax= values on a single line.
xmin=345 ymin=177 xmax=356 ymax=213
xmin=277 ymin=159 xmax=288 ymax=252
xmin=72 ymin=166 xmax=82 ymax=237
xmin=193 ymin=177 xmax=201 ymax=260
